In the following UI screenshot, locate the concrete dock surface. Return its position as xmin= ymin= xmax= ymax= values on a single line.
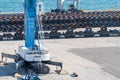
xmin=0 ymin=37 xmax=120 ymax=80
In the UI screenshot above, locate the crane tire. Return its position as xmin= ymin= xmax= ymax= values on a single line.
xmin=42 ymin=66 xmax=50 ymax=74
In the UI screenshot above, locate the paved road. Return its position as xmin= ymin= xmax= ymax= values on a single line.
xmin=1 ymin=38 xmax=120 ymax=80
xmin=69 ymin=47 xmax=120 ymax=78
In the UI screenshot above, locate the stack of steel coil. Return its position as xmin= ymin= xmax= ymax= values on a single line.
xmin=0 ymin=13 xmax=24 ymax=32
xmin=0 ymin=10 xmax=120 ymax=32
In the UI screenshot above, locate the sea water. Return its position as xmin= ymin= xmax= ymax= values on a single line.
xmin=0 ymin=0 xmax=120 ymax=12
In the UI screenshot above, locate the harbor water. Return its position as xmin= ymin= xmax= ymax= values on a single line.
xmin=0 ymin=0 xmax=120 ymax=12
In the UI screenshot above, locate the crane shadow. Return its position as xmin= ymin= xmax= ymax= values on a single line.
xmin=0 ymin=52 xmax=27 ymax=77
xmin=0 ymin=62 xmax=27 ymax=77
xmin=0 ymin=62 xmax=15 ymax=76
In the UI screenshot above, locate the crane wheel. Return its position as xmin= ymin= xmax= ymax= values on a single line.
xmin=32 ymin=63 xmax=50 ymax=74
xmin=42 ymin=66 xmax=50 ymax=74
xmin=14 ymin=54 xmax=21 ymax=63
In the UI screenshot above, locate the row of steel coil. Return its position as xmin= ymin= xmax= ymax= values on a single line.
xmin=0 ymin=10 xmax=120 ymax=32
xmin=0 ymin=27 xmax=120 ymax=40
xmin=0 ymin=13 xmax=24 ymax=32
xmin=42 ymin=10 xmax=120 ymax=30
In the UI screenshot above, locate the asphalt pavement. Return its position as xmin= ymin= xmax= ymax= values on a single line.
xmin=69 ymin=47 xmax=120 ymax=78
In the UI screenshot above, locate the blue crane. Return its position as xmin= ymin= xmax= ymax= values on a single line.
xmin=15 ymin=0 xmax=51 ymax=73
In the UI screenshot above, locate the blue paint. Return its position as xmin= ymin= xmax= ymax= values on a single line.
xmin=25 ymin=0 xmax=36 ymax=50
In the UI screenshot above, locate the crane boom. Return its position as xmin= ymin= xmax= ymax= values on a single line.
xmin=25 ymin=0 xmax=37 ymax=50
